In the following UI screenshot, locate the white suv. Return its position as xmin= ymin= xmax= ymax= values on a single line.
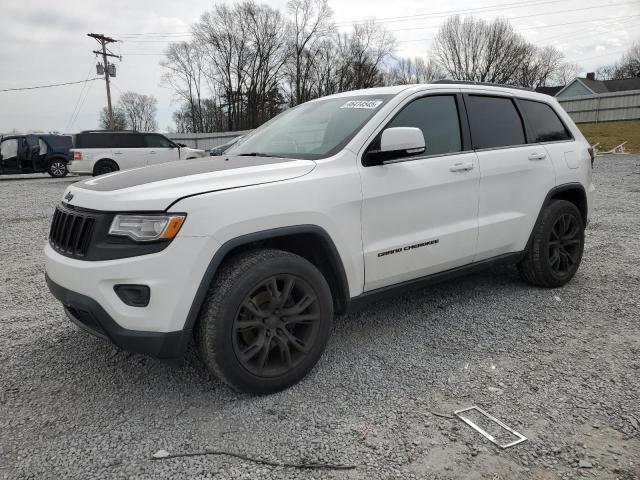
xmin=69 ymin=130 xmax=207 ymax=176
xmin=45 ymin=83 xmax=595 ymax=394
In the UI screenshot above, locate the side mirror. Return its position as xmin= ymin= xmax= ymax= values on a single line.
xmin=176 ymin=143 xmax=187 ymax=148
xmin=380 ymin=127 xmax=425 ymax=154
xmin=364 ymin=127 xmax=425 ymax=166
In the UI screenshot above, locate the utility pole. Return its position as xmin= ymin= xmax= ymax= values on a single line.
xmin=88 ymin=33 xmax=120 ymax=129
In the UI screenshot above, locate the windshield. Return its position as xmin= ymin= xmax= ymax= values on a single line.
xmin=227 ymin=94 xmax=394 ymax=159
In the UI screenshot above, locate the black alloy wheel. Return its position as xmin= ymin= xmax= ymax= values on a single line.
xmin=548 ymin=213 xmax=582 ymax=276
xmin=232 ymin=274 xmax=321 ymax=377
xmin=518 ymin=199 xmax=585 ymax=287
xmin=196 ymin=249 xmax=333 ymax=394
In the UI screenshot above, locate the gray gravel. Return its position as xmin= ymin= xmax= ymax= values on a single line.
xmin=1 ymin=159 xmax=639 ymax=480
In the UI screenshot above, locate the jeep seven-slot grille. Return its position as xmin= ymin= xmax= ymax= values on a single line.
xmin=49 ymin=207 xmax=95 ymax=257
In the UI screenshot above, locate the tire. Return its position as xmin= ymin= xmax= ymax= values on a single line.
xmin=47 ymin=159 xmax=68 ymax=178
xmin=92 ymin=159 xmax=119 ymax=176
xmin=196 ymin=249 xmax=333 ymax=394
xmin=518 ymin=200 xmax=585 ymax=288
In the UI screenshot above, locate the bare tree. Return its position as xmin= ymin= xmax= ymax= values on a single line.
xmin=115 ymin=92 xmax=158 ymax=132
xmin=517 ymin=46 xmax=566 ymax=89
xmin=384 ymin=57 xmax=443 ymax=85
xmin=286 ymin=0 xmax=334 ymax=105
xmin=99 ymin=106 xmax=127 ymax=130
xmin=597 ymin=41 xmax=640 ymax=79
xmin=192 ymin=1 xmax=289 ymax=130
xmin=433 ymin=16 xmax=531 ymax=84
xmin=161 ymin=42 xmax=207 ymax=132
xmin=550 ymin=61 xmax=579 ymax=85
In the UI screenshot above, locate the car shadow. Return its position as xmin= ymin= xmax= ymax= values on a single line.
xmin=0 ymin=176 xmax=79 ymax=182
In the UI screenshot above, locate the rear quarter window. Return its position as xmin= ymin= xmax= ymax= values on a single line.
xmin=519 ymin=99 xmax=572 ymax=142
xmin=465 ymin=95 xmax=526 ymax=149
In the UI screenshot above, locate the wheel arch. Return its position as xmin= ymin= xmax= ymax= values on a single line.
xmin=547 ymin=184 xmax=588 ymax=225
xmin=526 ymin=183 xmax=588 ymax=249
xmin=177 ymin=225 xmax=351 ymax=356
xmin=45 ymin=154 xmax=69 ymax=166
xmin=92 ymin=158 xmax=119 ymax=175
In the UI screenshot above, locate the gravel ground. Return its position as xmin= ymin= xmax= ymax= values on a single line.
xmin=1 ymin=157 xmax=639 ymax=480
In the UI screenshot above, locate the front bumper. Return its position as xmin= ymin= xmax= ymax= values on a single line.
xmin=47 ymin=274 xmax=185 ymax=359
xmin=44 ymin=234 xmax=221 ymax=358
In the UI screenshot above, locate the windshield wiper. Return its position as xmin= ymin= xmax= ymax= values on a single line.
xmin=237 ymin=152 xmax=278 ymax=158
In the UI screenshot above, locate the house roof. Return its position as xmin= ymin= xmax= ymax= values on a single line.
xmin=557 ymin=76 xmax=640 ymax=96
xmin=601 ymin=77 xmax=640 ymax=92
xmin=534 ymin=86 xmax=564 ymax=96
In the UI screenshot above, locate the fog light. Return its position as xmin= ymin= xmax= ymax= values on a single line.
xmin=114 ymin=284 xmax=150 ymax=307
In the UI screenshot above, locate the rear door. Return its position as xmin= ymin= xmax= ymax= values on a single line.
xmin=112 ymin=133 xmax=148 ymax=170
xmin=463 ymin=93 xmax=556 ymax=261
xmin=359 ymin=93 xmax=480 ymax=291
xmin=518 ymin=98 xmax=576 ymax=186
xmin=0 ymin=138 xmax=20 ymax=173
xmin=144 ymin=134 xmax=179 ymax=166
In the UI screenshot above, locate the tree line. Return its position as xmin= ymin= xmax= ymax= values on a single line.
xmin=153 ymin=0 xmax=636 ymax=133
xmin=160 ymin=0 xmax=585 ymax=133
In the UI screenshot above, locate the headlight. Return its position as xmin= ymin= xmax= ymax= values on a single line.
xmin=109 ymin=214 xmax=186 ymax=242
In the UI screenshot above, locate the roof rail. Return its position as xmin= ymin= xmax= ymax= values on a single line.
xmin=432 ymin=80 xmax=533 ymax=92
xmin=79 ymin=129 xmax=139 ymax=133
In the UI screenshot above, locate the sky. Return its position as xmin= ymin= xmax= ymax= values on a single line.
xmin=0 ymin=0 xmax=638 ymax=134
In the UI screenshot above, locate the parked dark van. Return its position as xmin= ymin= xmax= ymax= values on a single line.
xmin=0 ymin=134 xmax=71 ymax=177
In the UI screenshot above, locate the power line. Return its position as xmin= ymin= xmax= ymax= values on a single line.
xmin=335 ymin=0 xmax=565 ymax=25
xmin=68 ymin=73 xmax=97 ymax=131
xmin=395 ymin=14 xmax=640 ymax=43
xmin=388 ymin=1 xmax=640 ymax=33
xmin=65 ymin=61 xmax=97 ymax=132
xmin=0 ymin=78 xmax=100 ymax=92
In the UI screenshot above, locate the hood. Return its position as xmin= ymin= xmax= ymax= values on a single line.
xmin=62 ymin=156 xmax=316 ymax=211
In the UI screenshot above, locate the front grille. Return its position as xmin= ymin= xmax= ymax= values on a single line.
xmin=49 ymin=206 xmax=96 ymax=257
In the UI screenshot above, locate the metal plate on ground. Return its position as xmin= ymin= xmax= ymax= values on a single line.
xmin=454 ymin=406 xmax=527 ymax=449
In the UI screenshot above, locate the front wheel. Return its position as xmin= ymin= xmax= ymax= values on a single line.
xmin=196 ymin=249 xmax=333 ymax=394
xmin=518 ymin=200 xmax=585 ymax=287
xmin=47 ymin=160 xmax=68 ymax=178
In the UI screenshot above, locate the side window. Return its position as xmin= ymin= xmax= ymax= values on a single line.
xmin=144 ymin=134 xmax=174 ymax=148
xmin=466 ymin=95 xmax=525 ymax=149
xmin=520 ymin=99 xmax=571 ymax=142
xmin=79 ymin=134 xmax=113 ymax=148
xmin=114 ymin=134 xmax=145 ymax=148
xmin=387 ymin=95 xmax=462 ymax=156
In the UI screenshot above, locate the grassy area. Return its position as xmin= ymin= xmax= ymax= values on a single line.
xmin=578 ymin=120 xmax=640 ymax=153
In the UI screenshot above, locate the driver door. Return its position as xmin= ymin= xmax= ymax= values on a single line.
xmin=359 ymin=93 xmax=480 ymax=291
xmin=0 ymin=138 xmax=21 ymax=173
xmin=144 ymin=134 xmax=179 ymax=166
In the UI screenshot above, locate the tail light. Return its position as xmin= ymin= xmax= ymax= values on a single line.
xmin=73 ymin=151 xmax=82 ymax=161
xmin=587 ymin=147 xmax=595 ymax=167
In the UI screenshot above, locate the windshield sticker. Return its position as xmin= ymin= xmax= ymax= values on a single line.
xmin=340 ymin=100 xmax=383 ymax=109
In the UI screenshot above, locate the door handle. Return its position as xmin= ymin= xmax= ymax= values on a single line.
xmin=528 ymin=152 xmax=547 ymax=161
xmin=149 ymin=151 xmax=156 ymax=154
xmin=449 ymin=162 xmax=474 ymax=172
xmin=113 ymin=151 xmax=123 ymax=155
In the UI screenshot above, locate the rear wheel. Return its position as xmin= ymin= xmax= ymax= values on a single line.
xmin=47 ymin=160 xmax=68 ymax=178
xmin=93 ymin=159 xmax=119 ymax=176
xmin=518 ymin=200 xmax=585 ymax=287
xmin=196 ymin=249 xmax=333 ymax=394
